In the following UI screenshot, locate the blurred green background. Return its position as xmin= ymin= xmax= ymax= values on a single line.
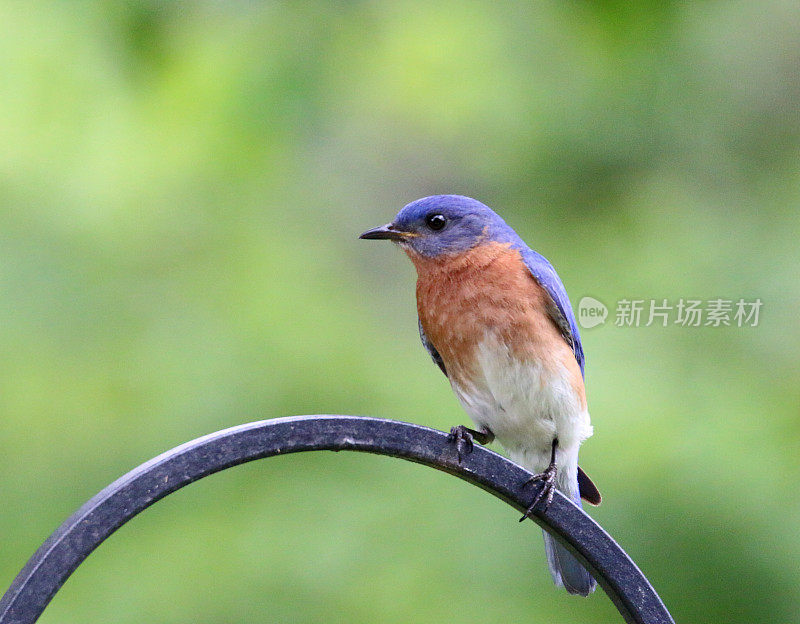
xmin=1 ymin=2 xmax=798 ymax=623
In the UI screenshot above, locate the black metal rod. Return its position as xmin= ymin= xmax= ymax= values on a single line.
xmin=0 ymin=415 xmax=674 ymax=624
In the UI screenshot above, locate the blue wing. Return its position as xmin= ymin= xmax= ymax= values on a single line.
xmin=518 ymin=246 xmax=585 ymax=377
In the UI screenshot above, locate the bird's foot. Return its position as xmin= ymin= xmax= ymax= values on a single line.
xmin=447 ymin=426 xmax=475 ymax=463
xmin=519 ymin=464 xmax=558 ymax=521
xmin=447 ymin=425 xmax=494 ymax=463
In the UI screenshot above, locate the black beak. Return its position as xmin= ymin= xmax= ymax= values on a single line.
xmin=359 ymin=223 xmax=414 ymax=241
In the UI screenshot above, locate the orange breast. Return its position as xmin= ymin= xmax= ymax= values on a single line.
xmin=407 ymin=242 xmax=586 ymax=409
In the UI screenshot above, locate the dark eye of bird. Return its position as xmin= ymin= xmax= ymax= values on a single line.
xmin=425 ymin=213 xmax=446 ymax=231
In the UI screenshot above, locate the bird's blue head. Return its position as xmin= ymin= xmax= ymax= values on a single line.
xmin=360 ymin=195 xmax=515 ymax=257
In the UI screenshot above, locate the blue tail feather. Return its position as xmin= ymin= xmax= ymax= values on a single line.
xmin=542 ymin=530 xmax=596 ymax=596
xmin=543 ymin=488 xmax=596 ymax=596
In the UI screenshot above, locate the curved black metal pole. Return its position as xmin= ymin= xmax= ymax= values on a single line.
xmin=0 ymin=416 xmax=674 ymax=624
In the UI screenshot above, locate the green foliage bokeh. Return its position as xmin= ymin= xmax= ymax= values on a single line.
xmin=1 ymin=2 xmax=798 ymax=623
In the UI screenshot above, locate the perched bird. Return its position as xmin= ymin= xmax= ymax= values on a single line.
xmin=360 ymin=195 xmax=600 ymax=596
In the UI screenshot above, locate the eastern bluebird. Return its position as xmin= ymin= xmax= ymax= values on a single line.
xmin=360 ymin=195 xmax=600 ymax=596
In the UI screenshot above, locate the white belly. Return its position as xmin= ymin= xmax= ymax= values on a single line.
xmin=450 ymin=334 xmax=592 ymax=490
